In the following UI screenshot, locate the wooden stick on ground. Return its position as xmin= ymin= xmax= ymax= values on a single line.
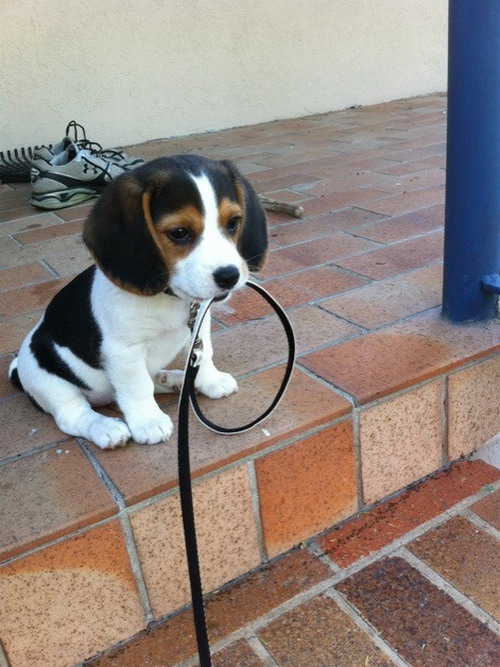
xmin=259 ymin=195 xmax=304 ymax=219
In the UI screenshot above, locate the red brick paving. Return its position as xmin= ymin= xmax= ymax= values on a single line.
xmin=471 ymin=489 xmax=500 ymax=531
xmin=319 ymin=459 xmax=500 ymax=568
xmin=337 ymin=557 xmax=500 ymax=667
xmin=257 ymin=595 xmax=394 ymax=667
xmin=408 ymin=516 xmax=500 ymax=620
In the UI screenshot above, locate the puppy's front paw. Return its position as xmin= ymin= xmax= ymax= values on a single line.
xmin=89 ymin=416 xmax=131 ymax=450
xmin=129 ymin=413 xmax=174 ymax=445
xmin=196 ymin=371 xmax=238 ymax=399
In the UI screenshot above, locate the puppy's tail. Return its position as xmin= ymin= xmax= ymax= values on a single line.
xmin=8 ymin=357 xmax=24 ymax=392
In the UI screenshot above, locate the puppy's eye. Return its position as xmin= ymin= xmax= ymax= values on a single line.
xmin=167 ymin=227 xmax=192 ymax=244
xmin=227 ymin=217 xmax=241 ymax=234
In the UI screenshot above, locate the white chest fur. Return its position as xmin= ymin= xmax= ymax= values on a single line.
xmin=92 ymin=269 xmax=192 ymax=366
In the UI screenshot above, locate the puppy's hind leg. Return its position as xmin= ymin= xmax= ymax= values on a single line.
xmin=29 ymin=376 xmax=131 ymax=449
xmin=153 ymin=369 xmax=184 ymax=394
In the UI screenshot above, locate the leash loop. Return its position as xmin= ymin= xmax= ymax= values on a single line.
xmin=177 ymin=281 xmax=295 ymax=667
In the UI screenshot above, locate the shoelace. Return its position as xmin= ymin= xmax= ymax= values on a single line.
xmin=65 ymin=121 xmax=127 ymax=161
xmin=65 ymin=120 xmax=87 ymax=144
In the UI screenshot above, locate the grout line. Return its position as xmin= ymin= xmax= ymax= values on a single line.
xmin=38 ymin=258 xmax=60 ymax=278
xmin=8 ymin=234 xmax=25 ymax=248
xmin=307 ymin=541 xmax=342 ymax=574
xmin=119 ymin=514 xmax=154 ymax=625
xmin=0 ymin=438 xmax=71 ymax=468
xmin=257 ymin=259 xmax=443 ymax=322
xmin=296 ymin=363 xmax=357 ymax=405
xmin=266 ymin=216 xmax=443 ymax=257
xmin=351 ymin=410 xmax=364 ymax=508
xmin=460 ymin=508 xmax=500 ymax=542
xmin=0 ymin=514 xmax=118 ymax=567
xmin=245 ymin=636 xmax=280 ymax=666
xmin=346 ymin=224 xmax=443 ymax=245
xmin=0 ymin=642 xmax=11 ymax=667
xmin=329 ymin=287 xmax=443 ymax=332
xmin=77 ymin=438 xmax=126 ymax=510
xmin=325 ymin=589 xmax=411 ymax=667
xmin=231 ymin=356 xmax=311 ymax=383
xmin=314 ymin=300 xmax=371 ymax=333
xmin=398 ymin=547 xmax=500 ymax=637
xmin=247 ymin=460 xmax=268 ymax=563
xmin=298 ymin=357 xmax=432 ymax=410
xmin=441 ymin=377 xmax=449 ymax=466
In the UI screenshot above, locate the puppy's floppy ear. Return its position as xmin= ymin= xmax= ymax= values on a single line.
xmin=222 ymin=160 xmax=268 ymax=271
xmin=83 ymin=171 xmax=169 ymax=295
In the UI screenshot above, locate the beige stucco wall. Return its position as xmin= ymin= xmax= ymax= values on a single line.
xmin=1 ymin=0 xmax=447 ymax=149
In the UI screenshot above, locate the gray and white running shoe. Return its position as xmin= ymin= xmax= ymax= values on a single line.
xmin=35 ymin=121 xmax=145 ymax=169
xmin=1 ymin=121 xmax=144 ymax=186
xmin=30 ymin=142 xmax=129 ymax=209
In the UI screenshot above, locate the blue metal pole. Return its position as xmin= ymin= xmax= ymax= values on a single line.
xmin=442 ymin=0 xmax=500 ymax=322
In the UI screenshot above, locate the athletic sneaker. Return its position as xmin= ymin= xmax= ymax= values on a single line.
xmin=1 ymin=121 xmax=144 ymax=183
xmin=35 ymin=121 xmax=145 ymax=169
xmin=29 ymin=142 xmax=130 ymax=210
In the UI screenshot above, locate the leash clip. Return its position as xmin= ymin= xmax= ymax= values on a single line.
xmin=188 ymin=301 xmax=204 ymax=368
xmin=188 ymin=301 xmax=200 ymax=331
xmin=190 ymin=336 xmax=204 ymax=368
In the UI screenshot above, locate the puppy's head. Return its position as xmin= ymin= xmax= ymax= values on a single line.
xmin=83 ymin=155 xmax=268 ymax=300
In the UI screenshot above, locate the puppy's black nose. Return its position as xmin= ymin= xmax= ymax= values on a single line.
xmin=213 ymin=265 xmax=240 ymax=290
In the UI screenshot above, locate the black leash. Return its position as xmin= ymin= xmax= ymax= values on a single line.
xmin=177 ymin=280 xmax=295 ymax=667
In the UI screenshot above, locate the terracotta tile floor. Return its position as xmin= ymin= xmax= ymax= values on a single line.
xmin=2 ymin=93 xmax=500 ymax=666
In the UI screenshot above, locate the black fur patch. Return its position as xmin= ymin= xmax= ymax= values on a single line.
xmin=29 ymin=266 xmax=103 ymax=389
xmin=30 ymin=327 xmax=91 ymax=390
xmin=9 ymin=365 xmax=23 ymax=391
xmin=10 ymin=364 xmax=45 ymax=411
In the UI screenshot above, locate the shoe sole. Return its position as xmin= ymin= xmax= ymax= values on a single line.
xmin=29 ymin=188 xmax=99 ymax=210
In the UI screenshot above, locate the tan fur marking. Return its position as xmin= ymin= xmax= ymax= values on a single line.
xmin=232 ymin=179 xmax=245 ymax=211
xmin=142 ymin=191 xmax=165 ymax=254
xmin=141 ymin=193 xmax=201 ymax=282
xmin=155 ymin=205 xmax=204 ymax=236
xmin=154 ymin=205 xmax=205 ymax=272
xmin=256 ymin=247 xmax=269 ymax=271
xmin=218 ymin=197 xmax=243 ymax=243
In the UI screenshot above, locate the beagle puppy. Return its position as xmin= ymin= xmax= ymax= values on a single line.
xmin=9 ymin=155 xmax=267 ymax=449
